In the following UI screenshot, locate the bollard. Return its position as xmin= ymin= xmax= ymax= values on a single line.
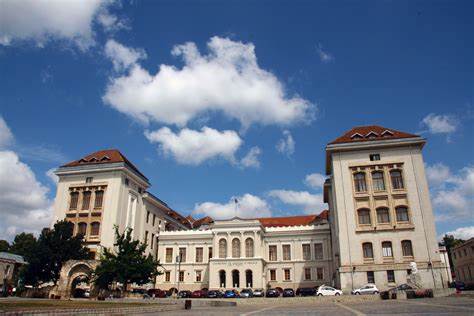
xmin=185 ymin=299 xmax=192 ymax=310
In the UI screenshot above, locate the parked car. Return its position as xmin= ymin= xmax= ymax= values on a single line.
xmin=282 ymin=288 xmax=295 ymax=297
xmin=253 ymin=288 xmax=265 ymax=297
xmin=178 ymin=290 xmax=192 ymax=298
xmin=389 ymin=284 xmax=415 ymax=293
xmin=240 ymin=288 xmax=253 ymax=298
xmin=265 ymin=288 xmax=280 ymax=297
xmin=207 ymin=290 xmax=223 ymax=298
xmin=316 ymin=285 xmax=342 ymax=296
xmin=450 ymin=281 xmax=466 ymax=291
xmin=296 ymin=287 xmax=316 ymax=296
xmin=148 ymin=289 xmax=168 ymax=298
xmin=351 ymin=284 xmax=379 ymax=295
xmin=191 ymin=290 xmax=207 ymax=298
xmin=224 ymin=289 xmax=239 ymax=298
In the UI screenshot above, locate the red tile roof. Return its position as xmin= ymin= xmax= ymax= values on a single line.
xmin=62 ymin=149 xmax=147 ymax=180
xmin=192 ymin=216 xmax=214 ymax=229
xmin=328 ymin=125 xmax=419 ymax=145
xmin=257 ymin=210 xmax=328 ymax=227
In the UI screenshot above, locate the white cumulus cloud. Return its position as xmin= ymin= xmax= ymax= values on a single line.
xmin=193 ymin=193 xmax=271 ymax=219
xmin=103 ymin=37 xmax=314 ymax=128
xmin=276 ymin=130 xmax=295 ymax=157
xmin=105 ymin=39 xmax=146 ymax=72
xmin=0 ymin=116 xmax=14 ymax=149
xmin=240 ymin=146 xmax=261 ymax=169
xmin=145 ymin=126 xmax=242 ymax=166
xmin=421 ymin=113 xmax=458 ymax=135
xmin=305 ymin=172 xmax=326 ymax=189
xmin=268 ymin=189 xmax=326 ymax=214
xmin=440 ymin=226 xmax=474 ymax=240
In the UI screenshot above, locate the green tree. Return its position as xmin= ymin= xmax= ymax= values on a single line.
xmin=441 ymin=234 xmax=465 ymax=273
xmin=93 ymin=226 xmax=161 ymax=292
xmin=9 ymin=233 xmax=36 ymax=257
xmin=0 ymin=240 xmax=9 ymax=252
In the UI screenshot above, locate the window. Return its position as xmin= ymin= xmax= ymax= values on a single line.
xmin=372 ymin=171 xmax=385 ymax=191
xmin=390 ymin=170 xmax=404 ymax=189
xmin=367 ymin=271 xmax=375 ymax=283
xmin=151 ymin=233 xmax=155 ymax=249
xmin=402 ymin=240 xmax=413 ymax=257
xmin=94 ymin=190 xmax=104 ymax=209
xmin=354 ymin=173 xmax=367 ymax=192
xmin=179 ymin=247 xmax=186 ymax=262
xmin=232 ymin=238 xmax=241 ymax=258
xmin=314 ymin=243 xmax=323 ymax=260
xmin=208 ymin=247 xmax=213 ymax=259
xmin=358 ymin=209 xmax=371 ymax=225
xmin=376 ymin=207 xmax=390 ymax=224
xmin=316 ymin=267 xmax=323 ymax=280
xmin=266 ymin=245 xmax=277 ymax=261
xmin=146 ymin=211 xmax=150 ymax=223
xmin=153 ymin=214 xmax=156 ymax=226
xmin=77 ymin=222 xmax=87 ymax=236
xmin=387 ymin=270 xmax=395 ymax=283
xmin=144 ymin=231 xmax=149 ymax=244
xmin=86 ymin=177 xmax=93 ymax=183
xmin=165 ymin=248 xmax=173 ymax=263
xmin=196 ymin=247 xmax=203 ymax=263
xmin=245 ymin=238 xmax=254 ymax=257
xmin=69 ymin=192 xmax=79 ymax=210
xmin=179 ymin=271 xmax=184 ymax=282
xmin=165 ymin=271 xmax=170 ymax=282
xmin=284 ymin=269 xmax=291 ymax=281
xmin=382 ymin=241 xmax=393 ymax=257
xmin=396 ymin=206 xmax=409 ymax=222
xmin=81 ymin=191 xmax=91 ymax=210
xmin=283 ymin=245 xmax=291 ymax=260
xmin=269 ymin=269 xmax=276 ymax=281
xmin=195 ymin=270 xmax=202 ymax=282
xmin=219 ymin=239 xmax=227 ymax=258
xmin=90 ymin=222 xmax=100 ymax=236
xmin=362 ymin=242 xmax=374 ymax=259
xmin=124 ymin=178 xmax=129 ymax=186
xmin=302 ymin=244 xmax=311 ymax=260
xmin=304 ymin=268 xmax=312 ymax=280
xmin=370 ymin=154 xmax=380 ymax=161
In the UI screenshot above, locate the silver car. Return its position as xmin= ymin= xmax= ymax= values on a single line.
xmin=351 ymin=284 xmax=379 ymax=295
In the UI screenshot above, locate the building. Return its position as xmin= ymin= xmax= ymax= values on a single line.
xmin=0 ymin=252 xmax=26 ymax=295
xmin=51 ymin=125 xmax=450 ymax=295
xmin=451 ymin=238 xmax=474 ymax=285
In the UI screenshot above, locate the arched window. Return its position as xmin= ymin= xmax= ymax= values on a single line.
xmin=382 ymin=241 xmax=393 ymax=257
xmin=390 ymin=170 xmax=404 ymax=189
xmin=232 ymin=238 xmax=241 ymax=258
xmin=376 ymin=207 xmax=390 ymax=224
xmin=90 ymin=222 xmax=100 ymax=236
xmin=402 ymin=240 xmax=414 ymax=257
xmin=396 ymin=206 xmax=409 ymax=222
xmin=69 ymin=192 xmax=79 ymax=210
xmin=77 ymin=222 xmax=87 ymax=236
xmin=245 ymin=238 xmax=254 ymax=257
xmin=372 ymin=171 xmax=385 ymax=191
xmin=362 ymin=242 xmax=374 ymax=259
xmin=357 ymin=209 xmax=371 ymax=225
xmin=219 ymin=239 xmax=227 ymax=258
xmin=354 ymin=173 xmax=367 ymax=192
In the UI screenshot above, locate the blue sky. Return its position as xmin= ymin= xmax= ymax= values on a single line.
xmin=0 ymin=0 xmax=472 ymax=241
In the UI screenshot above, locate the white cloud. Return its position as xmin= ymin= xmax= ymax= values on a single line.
xmin=0 ymin=116 xmax=14 ymax=149
xmin=46 ymin=168 xmax=59 ymax=184
xmin=145 ymin=126 xmax=242 ymax=166
xmin=316 ymin=43 xmax=334 ymax=63
xmin=240 ymin=146 xmax=261 ymax=169
xmin=193 ymin=193 xmax=271 ymax=219
xmin=305 ymin=172 xmax=326 ymax=189
xmin=276 ymin=130 xmax=295 ymax=157
xmin=421 ymin=113 xmax=458 ymax=135
xmin=103 ymin=37 xmax=314 ymax=128
xmin=440 ymin=226 xmax=474 ymax=240
xmin=105 ymin=39 xmax=146 ymax=72
xmin=97 ymin=11 xmax=127 ymax=33
xmin=268 ymin=189 xmax=326 ymax=214
xmin=0 ymin=150 xmax=52 ymax=240
xmin=426 ymin=163 xmax=452 ymax=187
xmin=0 ymin=0 xmax=120 ymax=50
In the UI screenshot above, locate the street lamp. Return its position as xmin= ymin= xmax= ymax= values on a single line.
xmin=176 ymin=255 xmax=181 ymax=297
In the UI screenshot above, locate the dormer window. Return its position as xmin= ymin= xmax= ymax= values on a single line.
xmin=350 ymin=133 xmax=363 ymax=140
xmin=100 ymin=155 xmax=110 ymax=161
xmin=366 ymin=131 xmax=378 ymax=139
xmin=381 ymin=130 xmax=394 ymax=137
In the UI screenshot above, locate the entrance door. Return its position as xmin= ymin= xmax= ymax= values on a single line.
xmin=219 ymin=270 xmax=226 ymax=288
xmin=245 ymin=270 xmax=253 ymax=288
xmin=232 ymin=270 xmax=240 ymax=288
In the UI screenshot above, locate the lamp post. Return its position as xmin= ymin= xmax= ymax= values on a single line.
xmin=176 ymin=255 xmax=181 ymax=297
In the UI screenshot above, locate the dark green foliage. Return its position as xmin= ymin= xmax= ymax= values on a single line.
xmin=441 ymin=234 xmax=465 ymax=273
xmin=9 ymin=233 xmax=36 ymax=256
xmin=0 ymin=240 xmax=9 ymax=252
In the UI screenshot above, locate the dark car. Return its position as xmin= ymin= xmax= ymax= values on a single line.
xmin=224 ymin=289 xmax=239 ymax=298
xmin=191 ymin=290 xmax=207 ymax=298
xmin=282 ymin=288 xmax=295 ymax=297
xmin=265 ymin=288 xmax=280 ymax=297
xmin=207 ymin=290 xmax=223 ymax=298
xmin=178 ymin=290 xmax=192 ymax=298
xmin=240 ymin=288 xmax=253 ymax=298
xmin=253 ymin=288 xmax=265 ymax=297
xmin=451 ymin=281 xmax=466 ymax=291
xmin=147 ymin=289 xmax=168 ymax=298
xmin=296 ymin=287 xmax=316 ymax=296
xmin=391 ymin=284 xmax=415 ymax=292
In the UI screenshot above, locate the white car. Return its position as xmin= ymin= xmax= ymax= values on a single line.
xmin=351 ymin=284 xmax=379 ymax=295
xmin=316 ymin=285 xmax=343 ymax=296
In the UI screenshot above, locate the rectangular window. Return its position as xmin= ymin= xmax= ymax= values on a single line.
xmin=377 ymin=208 xmax=390 ymax=224
xmin=86 ymin=177 xmax=93 ymax=183
xmin=382 ymin=242 xmax=393 ymax=257
xmin=82 ymin=191 xmax=91 ymax=210
xmin=153 ymin=214 xmax=156 ymax=226
xmin=317 ymin=267 xmax=323 ymax=280
xmin=179 ymin=271 xmax=184 ymax=282
xmin=195 ymin=247 xmax=203 ymax=263
xmin=367 ymin=271 xmax=375 ymax=283
xmin=69 ymin=192 xmax=79 ymax=210
xmin=314 ymin=243 xmax=323 ymax=260
xmin=94 ymin=190 xmax=104 ymax=209
xmin=387 ymin=270 xmax=395 ymax=283
xmin=284 ymin=269 xmax=291 ymax=281
xmin=269 ymin=269 xmax=276 ymax=281
xmin=304 ymin=268 xmax=312 ymax=280
xmin=165 ymin=271 xmax=170 ymax=282
xmin=269 ymin=245 xmax=277 ymax=261
xmin=166 ymin=248 xmax=173 ymax=263
xmin=358 ymin=209 xmax=371 ymax=225
xmin=302 ymin=244 xmax=311 ymax=260
xmin=370 ymin=154 xmax=380 ymax=161
xmin=196 ymin=270 xmax=202 ymax=282
xmin=151 ymin=233 xmax=154 ymax=249
xmin=179 ymin=247 xmax=186 ymax=263
xmin=146 ymin=211 xmax=150 ymax=223
xmin=372 ymin=171 xmax=386 ymax=191
xmin=283 ymin=245 xmax=291 ymax=260
xmin=208 ymin=247 xmax=213 ymax=259
xmin=144 ymin=231 xmax=148 ymax=244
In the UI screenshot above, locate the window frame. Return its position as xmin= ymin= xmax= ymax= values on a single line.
xmin=90 ymin=222 xmax=100 ymax=236
xmin=195 ymin=247 xmax=204 ymax=263
xmin=165 ymin=248 xmax=173 ymax=263
xmin=269 ymin=245 xmax=277 ymax=261
xmin=357 ymin=208 xmax=371 ymax=225
xmin=372 ymin=171 xmax=386 ymax=191
xmin=353 ymin=172 xmax=368 ymax=193
xmin=232 ymin=238 xmax=241 ymax=258
xmin=390 ymin=169 xmax=404 ymax=190
xmin=245 ymin=238 xmax=254 ymax=258
xmin=219 ymin=238 xmax=227 ymax=258
xmin=282 ymin=244 xmax=291 ymax=261
xmin=304 ymin=267 xmax=312 ymax=280
xmin=362 ymin=242 xmax=374 ymax=259
xmin=382 ymin=241 xmax=393 ymax=258
xmin=314 ymin=243 xmax=323 ymax=260
xmin=401 ymin=240 xmax=414 ymax=257
xmin=395 ymin=206 xmax=410 ymax=223
xmin=376 ymin=207 xmax=391 ymax=224
xmin=302 ymin=244 xmax=311 ymax=261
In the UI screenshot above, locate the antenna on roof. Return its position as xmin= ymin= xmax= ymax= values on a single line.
xmin=234 ymin=198 xmax=238 ymax=218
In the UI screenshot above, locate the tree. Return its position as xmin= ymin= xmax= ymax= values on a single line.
xmin=441 ymin=234 xmax=465 ymax=274
xmin=0 ymin=240 xmax=9 ymax=252
xmin=93 ymin=226 xmax=161 ymax=292
xmin=9 ymin=233 xmax=36 ymax=257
